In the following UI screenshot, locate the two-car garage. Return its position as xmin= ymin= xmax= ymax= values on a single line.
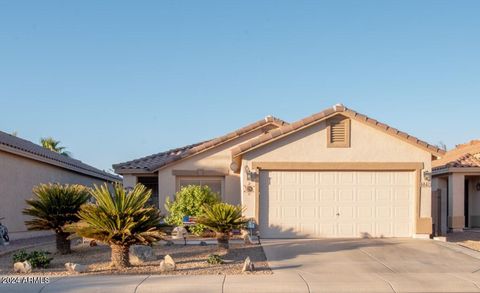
xmin=233 ymin=106 xmax=443 ymax=239
xmin=259 ymin=170 xmax=415 ymax=238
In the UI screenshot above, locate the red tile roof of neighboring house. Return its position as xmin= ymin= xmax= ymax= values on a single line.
xmin=432 ymin=140 xmax=480 ymax=170
xmin=113 ymin=116 xmax=288 ymax=174
xmin=231 ymin=104 xmax=445 ymax=158
xmin=0 ymin=130 xmax=120 ymax=181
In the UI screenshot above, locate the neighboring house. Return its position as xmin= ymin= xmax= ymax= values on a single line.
xmin=432 ymin=140 xmax=480 ymax=235
xmin=0 ymin=131 xmax=120 ymax=239
xmin=114 ymin=104 xmax=445 ymax=239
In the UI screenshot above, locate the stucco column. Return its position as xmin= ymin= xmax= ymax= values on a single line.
xmin=448 ymin=173 xmax=465 ymax=232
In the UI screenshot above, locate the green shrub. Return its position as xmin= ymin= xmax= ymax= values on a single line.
xmin=165 ymin=185 xmax=220 ymax=236
xmin=207 ymin=254 xmax=223 ymax=265
xmin=12 ymin=249 xmax=53 ymax=269
xmin=23 ymin=183 xmax=90 ymax=254
xmin=196 ymin=203 xmax=247 ymax=249
xmin=12 ymin=250 xmax=28 ymax=263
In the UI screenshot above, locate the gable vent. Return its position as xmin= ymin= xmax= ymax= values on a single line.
xmin=330 ymin=121 xmax=346 ymax=143
xmin=327 ymin=118 xmax=350 ymax=148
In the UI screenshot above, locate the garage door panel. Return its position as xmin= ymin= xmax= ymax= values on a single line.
xmin=320 ymin=206 xmax=336 ymax=218
xmin=301 ymin=189 xmax=317 ymax=201
xmin=301 ymin=172 xmax=316 ymax=184
xmin=395 ymin=206 xmax=410 ymax=217
xmin=357 ymin=188 xmax=374 ymax=201
xmin=301 ymin=206 xmax=316 ymax=218
xmin=260 ymin=170 xmax=414 ymax=238
xmin=319 ymin=173 xmax=336 ymax=184
xmin=357 ymin=206 xmax=374 ymax=218
xmin=375 ymin=188 xmax=392 ymax=201
xmin=395 ymin=172 xmax=412 ymax=185
xmin=320 ymin=189 xmax=336 ymax=201
xmin=357 ymin=172 xmax=375 ymax=185
xmin=376 ymin=172 xmax=393 ymax=185
xmin=338 ymin=189 xmax=354 ymax=201
xmin=338 ymin=172 xmax=355 ymax=184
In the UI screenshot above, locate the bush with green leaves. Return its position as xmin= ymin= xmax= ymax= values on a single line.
xmin=71 ymin=183 xmax=164 ymax=269
xmin=165 ymin=185 xmax=220 ymax=236
xmin=196 ymin=203 xmax=247 ymax=249
xmin=23 ymin=183 xmax=90 ymax=254
xmin=12 ymin=249 xmax=52 ymax=269
xmin=207 ymin=254 xmax=223 ymax=265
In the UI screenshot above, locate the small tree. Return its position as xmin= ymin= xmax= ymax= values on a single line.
xmin=165 ymin=185 xmax=220 ymax=235
xmin=72 ymin=183 xmax=163 ymax=268
xmin=196 ymin=203 xmax=247 ymax=249
xmin=40 ymin=137 xmax=71 ymax=157
xmin=23 ymin=183 xmax=90 ymax=254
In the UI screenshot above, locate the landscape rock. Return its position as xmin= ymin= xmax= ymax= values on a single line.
xmin=13 ymin=261 xmax=32 ymax=273
xmin=164 ymin=240 xmax=174 ymax=247
xmin=129 ymin=245 xmax=156 ymax=263
xmin=89 ymin=240 xmax=97 ymax=247
xmin=242 ymin=256 xmax=255 ymax=272
xmin=241 ymin=230 xmax=254 ymax=245
xmin=160 ymin=254 xmax=176 ymax=272
xmin=65 ymin=262 xmax=88 ymax=273
xmin=199 ymin=241 xmax=208 ymax=246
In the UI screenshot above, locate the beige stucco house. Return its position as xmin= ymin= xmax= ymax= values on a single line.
xmin=0 ymin=131 xmax=120 ymax=239
xmin=114 ymin=104 xmax=445 ymax=238
xmin=432 ymin=140 xmax=480 ymax=235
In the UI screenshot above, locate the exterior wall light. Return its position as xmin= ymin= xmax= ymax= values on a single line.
xmin=423 ymin=170 xmax=432 ymax=182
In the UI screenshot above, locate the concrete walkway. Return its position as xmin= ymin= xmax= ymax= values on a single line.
xmin=3 ymin=238 xmax=480 ymax=292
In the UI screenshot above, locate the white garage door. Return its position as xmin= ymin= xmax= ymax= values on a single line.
xmin=259 ymin=170 xmax=414 ymax=238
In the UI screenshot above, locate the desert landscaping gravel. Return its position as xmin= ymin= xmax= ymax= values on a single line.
xmin=0 ymin=240 xmax=271 ymax=276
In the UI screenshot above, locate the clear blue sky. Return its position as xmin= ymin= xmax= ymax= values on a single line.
xmin=1 ymin=1 xmax=479 ymax=172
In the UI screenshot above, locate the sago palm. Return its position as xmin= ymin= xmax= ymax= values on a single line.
xmin=23 ymin=184 xmax=90 ymax=254
xmin=196 ymin=203 xmax=247 ymax=249
xmin=72 ymin=183 xmax=163 ymax=268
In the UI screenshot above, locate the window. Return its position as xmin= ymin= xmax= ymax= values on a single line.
xmin=137 ymin=176 xmax=159 ymax=207
xmin=177 ymin=177 xmax=224 ymax=198
xmin=327 ymin=117 xmax=351 ymax=148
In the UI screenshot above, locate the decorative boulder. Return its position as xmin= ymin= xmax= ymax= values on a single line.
xmin=13 ymin=261 xmax=32 ymax=273
xmin=199 ymin=241 xmax=208 ymax=246
xmin=160 ymin=254 xmax=176 ymax=272
xmin=65 ymin=262 xmax=88 ymax=273
xmin=89 ymin=240 xmax=97 ymax=247
xmin=129 ymin=245 xmax=156 ymax=263
xmin=164 ymin=240 xmax=174 ymax=247
xmin=242 ymin=257 xmax=255 ymax=272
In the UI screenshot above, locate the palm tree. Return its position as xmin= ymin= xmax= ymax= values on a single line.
xmin=40 ymin=137 xmax=71 ymax=157
xmin=72 ymin=183 xmax=163 ymax=268
xmin=23 ymin=184 xmax=90 ymax=254
xmin=196 ymin=203 xmax=247 ymax=249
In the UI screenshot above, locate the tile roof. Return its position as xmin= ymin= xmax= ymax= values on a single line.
xmin=0 ymin=131 xmax=120 ymax=181
xmin=113 ymin=116 xmax=288 ymax=174
xmin=231 ymin=104 xmax=445 ymax=158
xmin=432 ymin=140 xmax=480 ymax=170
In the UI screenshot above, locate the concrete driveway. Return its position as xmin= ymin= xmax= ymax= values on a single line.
xmin=261 ymin=238 xmax=480 ymax=292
